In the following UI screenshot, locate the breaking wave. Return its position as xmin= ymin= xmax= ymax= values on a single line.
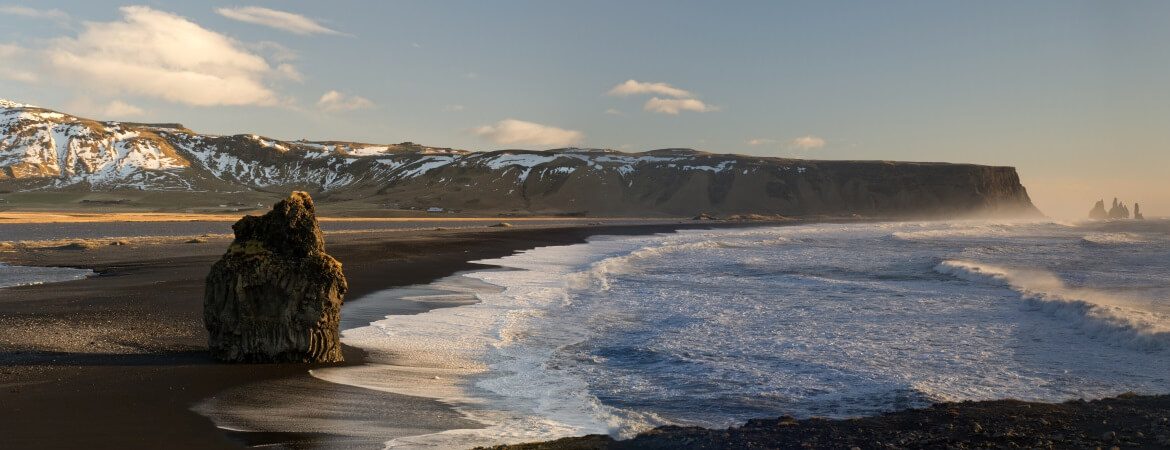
xmin=935 ymin=260 xmax=1170 ymax=351
xmin=1080 ymin=232 xmax=1153 ymax=246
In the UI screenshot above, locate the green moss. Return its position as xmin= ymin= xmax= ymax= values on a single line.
xmin=228 ymin=239 xmax=272 ymax=257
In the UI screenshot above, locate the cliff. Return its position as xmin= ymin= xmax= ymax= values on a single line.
xmin=360 ymin=149 xmax=1038 ymax=218
xmin=0 ymin=101 xmax=1039 ymax=218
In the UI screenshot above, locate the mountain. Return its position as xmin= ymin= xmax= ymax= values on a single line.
xmin=0 ymin=100 xmax=1039 ymax=217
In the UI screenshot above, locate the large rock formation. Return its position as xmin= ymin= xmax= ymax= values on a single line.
xmin=204 ymin=192 xmax=347 ymax=363
xmin=1088 ymin=200 xmax=1108 ymax=220
xmin=1134 ymin=203 xmax=1145 ymax=220
xmin=1108 ymin=198 xmax=1131 ymax=219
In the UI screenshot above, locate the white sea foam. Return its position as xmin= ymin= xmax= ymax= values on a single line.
xmin=1080 ymin=232 xmax=1153 ymax=246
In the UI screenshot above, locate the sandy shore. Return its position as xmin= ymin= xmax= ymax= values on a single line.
xmin=0 ymin=218 xmax=752 ymax=449
xmin=13 ymin=214 xmax=1166 ymax=449
xmin=0 ymin=211 xmax=662 ymax=224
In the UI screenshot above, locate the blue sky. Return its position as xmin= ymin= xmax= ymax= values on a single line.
xmin=1 ymin=1 xmax=1168 ymax=217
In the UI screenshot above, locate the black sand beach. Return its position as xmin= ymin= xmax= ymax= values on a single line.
xmin=0 ymin=220 xmax=733 ymax=449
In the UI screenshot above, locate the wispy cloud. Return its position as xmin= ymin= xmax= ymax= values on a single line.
xmin=216 ymin=6 xmax=343 ymax=36
xmin=0 ymin=5 xmax=68 ymax=23
xmin=44 ymin=6 xmax=284 ymax=106
xmin=443 ymin=104 xmax=466 ymax=112
xmin=607 ymin=79 xmax=693 ymax=99
xmin=252 ymin=41 xmax=298 ymax=62
xmin=0 ymin=43 xmax=37 ymax=82
xmin=101 ymin=99 xmax=144 ymax=117
xmin=746 ymin=138 xmax=777 ymax=146
xmin=275 ymin=63 xmax=303 ymax=82
xmin=64 ymin=97 xmax=146 ymax=119
xmin=317 ymin=90 xmax=374 ymax=112
xmin=472 ymin=119 xmax=583 ymax=148
xmin=608 ymin=79 xmax=717 ymax=115
xmin=604 ymin=108 xmax=623 ymax=116
xmin=789 ymin=135 xmax=826 ymax=150
xmin=643 ymin=97 xmax=717 ymax=115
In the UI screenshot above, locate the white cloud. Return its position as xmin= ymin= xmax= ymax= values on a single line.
xmin=215 ymin=6 xmax=342 ymax=36
xmin=44 ymin=6 xmax=282 ymax=107
xmin=472 ymin=119 xmax=583 ymax=148
xmin=0 ymin=5 xmax=68 ymax=22
xmin=443 ymin=104 xmax=466 ymax=112
xmin=253 ymin=41 xmax=298 ymax=62
xmin=101 ymin=100 xmax=145 ymax=117
xmin=608 ymin=79 xmax=693 ymax=99
xmin=317 ymin=90 xmax=373 ymax=112
xmin=275 ymin=63 xmax=304 ymax=82
xmin=643 ymin=97 xmax=717 ymax=115
xmin=604 ymin=108 xmax=623 ymax=115
xmin=746 ymin=138 xmax=777 ymax=146
xmin=64 ymin=97 xmax=145 ymax=119
xmin=789 ymin=135 xmax=826 ymax=150
xmin=0 ymin=43 xmax=37 ymax=82
xmin=463 ymin=71 xmax=479 ymax=79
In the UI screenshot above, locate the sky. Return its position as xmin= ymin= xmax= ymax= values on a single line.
xmin=1 ymin=1 xmax=1167 ymax=219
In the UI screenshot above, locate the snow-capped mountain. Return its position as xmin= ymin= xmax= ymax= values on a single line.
xmin=0 ymin=100 xmax=462 ymax=192
xmin=0 ymin=100 xmax=1039 ymax=217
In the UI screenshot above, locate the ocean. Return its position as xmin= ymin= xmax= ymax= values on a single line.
xmin=0 ymin=263 xmax=92 ymax=288
xmin=319 ymin=219 xmax=1170 ymax=448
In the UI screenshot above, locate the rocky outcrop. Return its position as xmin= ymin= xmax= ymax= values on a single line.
xmin=1108 ymin=198 xmax=1131 ymax=219
xmin=203 ymin=192 xmax=347 ymax=363
xmin=1089 ymin=200 xmax=1108 ymax=220
xmin=1089 ymin=198 xmax=1147 ymax=220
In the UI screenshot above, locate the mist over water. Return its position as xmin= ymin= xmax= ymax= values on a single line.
xmin=328 ymin=219 xmax=1170 ymax=448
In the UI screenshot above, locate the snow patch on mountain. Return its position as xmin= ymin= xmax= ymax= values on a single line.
xmin=0 ymin=99 xmax=35 ymax=109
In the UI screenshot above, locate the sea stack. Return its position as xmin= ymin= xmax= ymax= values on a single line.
xmin=1088 ymin=200 xmax=1108 ymax=220
xmin=203 ymin=192 xmax=347 ymax=363
xmin=1134 ymin=203 xmax=1145 ymax=220
xmin=1107 ymin=198 xmax=1131 ymax=219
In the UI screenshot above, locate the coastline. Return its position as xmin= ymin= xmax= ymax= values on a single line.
xmin=0 ymin=218 xmax=778 ymax=449
xmin=7 ymin=216 xmax=1166 ymax=448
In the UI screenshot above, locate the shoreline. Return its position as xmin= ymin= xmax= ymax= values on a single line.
xmin=6 ymin=217 xmax=1166 ymax=448
xmin=482 ymin=393 xmax=1170 ymax=449
xmin=0 ymin=218 xmax=778 ymax=449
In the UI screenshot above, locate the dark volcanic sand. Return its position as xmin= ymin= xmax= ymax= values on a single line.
xmin=0 ymin=220 xmax=729 ymax=449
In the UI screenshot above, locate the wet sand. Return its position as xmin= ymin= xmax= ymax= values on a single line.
xmin=0 ymin=219 xmax=751 ymax=449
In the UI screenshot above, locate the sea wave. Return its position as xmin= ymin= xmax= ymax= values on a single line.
xmin=1080 ymin=232 xmax=1152 ymax=246
xmin=573 ymin=235 xmax=791 ymax=291
xmin=0 ymin=263 xmax=94 ymax=288
xmin=890 ymin=221 xmax=1075 ymax=242
xmin=934 ymin=260 xmax=1170 ymax=351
